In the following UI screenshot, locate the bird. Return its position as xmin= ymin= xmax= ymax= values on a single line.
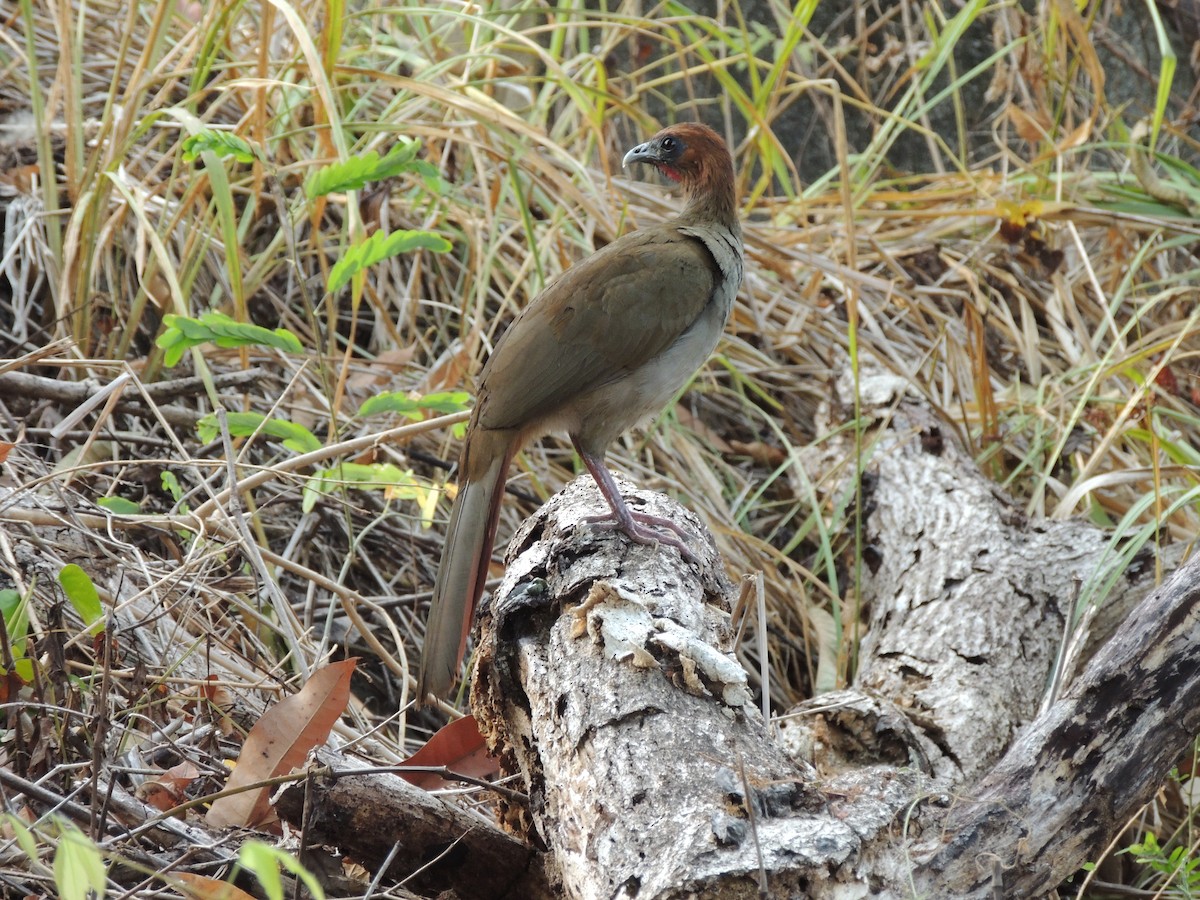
xmin=416 ymin=122 xmax=743 ymax=705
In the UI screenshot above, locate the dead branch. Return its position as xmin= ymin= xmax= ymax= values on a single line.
xmin=914 ymin=550 xmax=1200 ymax=897
xmin=0 ymin=367 xmax=269 ymax=426
xmin=273 ymin=749 xmax=553 ymax=900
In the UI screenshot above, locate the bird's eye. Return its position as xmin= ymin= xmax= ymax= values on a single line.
xmin=660 ymin=136 xmax=678 ymax=154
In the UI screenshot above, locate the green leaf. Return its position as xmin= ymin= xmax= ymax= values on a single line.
xmin=156 ymin=312 xmax=303 ymax=367
xmin=1142 ymin=0 xmax=1177 ymax=149
xmin=357 ymin=392 xmax=423 ymax=419
xmin=160 ymin=470 xmax=184 ymax=504
xmin=1 ymin=813 xmax=40 ymax=866
xmin=327 ymin=229 xmax=452 ymax=294
xmin=301 ymin=463 xmax=435 ymax=514
xmin=417 ymin=390 xmax=472 ymax=414
xmin=181 ymin=129 xmax=258 ymax=164
xmin=0 ymin=589 xmax=22 ymax=628
xmin=57 ymin=564 xmax=104 ymax=636
xmin=97 ymin=496 xmax=142 ymax=516
xmin=356 ymin=389 xmax=469 ymax=421
xmin=330 ymin=462 xmax=407 ymax=486
xmin=236 ymin=841 xmax=325 ymax=900
xmin=305 ymin=140 xmax=423 ymax=198
xmin=1 ymin=588 xmax=29 ymax=655
xmin=411 ymin=159 xmax=451 ymax=194
xmin=301 ymin=474 xmax=330 ymax=514
xmin=196 ymin=411 xmax=322 ymax=455
xmin=53 ymin=825 xmax=108 ymax=900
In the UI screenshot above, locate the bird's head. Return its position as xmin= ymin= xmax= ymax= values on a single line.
xmin=623 ymin=123 xmax=732 ymax=188
xmin=622 ymin=123 xmax=736 ymax=226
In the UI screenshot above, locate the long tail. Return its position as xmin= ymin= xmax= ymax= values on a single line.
xmin=416 ymin=428 xmax=513 ymax=705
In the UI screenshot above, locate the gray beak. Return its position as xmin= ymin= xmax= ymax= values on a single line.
xmin=622 ymin=140 xmax=655 ymax=169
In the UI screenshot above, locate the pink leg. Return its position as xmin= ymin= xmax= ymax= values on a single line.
xmin=575 ymin=447 xmax=698 ymax=563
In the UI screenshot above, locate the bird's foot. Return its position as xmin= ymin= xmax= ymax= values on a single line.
xmin=572 ymin=448 xmax=701 ymax=564
xmin=582 ymin=510 xmax=699 ymax=564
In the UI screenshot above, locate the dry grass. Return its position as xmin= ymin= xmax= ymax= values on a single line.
xmin=1 ymin=0 xmax=1198 ymax=895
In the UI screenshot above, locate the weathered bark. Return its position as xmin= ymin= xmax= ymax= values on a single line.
xmin=913 ymin=549 xmax=1200 ymax=896
xmin=787 ymin=368 xmax=1179 ymax=791
xmin=445 ymin=364 xmax=1196 ymax=899
xmin=779 ymin=368 xmax=1196 ymax=896
xmin=273 ymin=748 xmax=552 ymax=900
xmin=469 ymin=478 xmax=916 ymax=898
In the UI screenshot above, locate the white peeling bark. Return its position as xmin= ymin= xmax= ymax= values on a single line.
xmin=470 ymin=478 xmax=917 ymax=898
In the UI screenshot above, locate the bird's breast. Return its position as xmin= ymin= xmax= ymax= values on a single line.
xmin=566 ymin=276 xmax=733 ymax=452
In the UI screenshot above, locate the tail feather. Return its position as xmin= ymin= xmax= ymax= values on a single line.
xmin=416 ymin=431 xmax=512 ymax=705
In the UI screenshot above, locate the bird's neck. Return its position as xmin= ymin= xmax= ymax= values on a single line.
xmin=677 ymin=161 xmax=739 ymax=232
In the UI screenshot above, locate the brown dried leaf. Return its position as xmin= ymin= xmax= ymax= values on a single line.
xmin=346 ymin=345 xmax=418 ymax=395
xmin=206 ymin=658 xmax=358 ymax=829
xmin=175 ymin=675 xmax=234 ymax=712
xmin=136 ymin=760 xmax=201 ymax=812
xmin=1055 ymin=118 xmax=1093 ymax=154
xmin=423 ymin=342 xmax=473 ymax=393
xmin=1155 ymin=363 xmax=1181 ymax=397
xmin=171 ymin=675 xmax=235 ymax=735
xmin=675 ymin=406 xmax=734 ymax=454
xmin=174 ymin=873 xmax=257 ymax=900
xmin=727 ymin=439 xmax=787 ymax=468
xmin=0 ymin=164 xmax=39 ymax=194
xmin=1006 ymin=103 xmax=1050 ymax=145
xmin=342 ymin=859 xmax=370 ymax=882
xmin=401 ymin=714 xmax=496 ymax=789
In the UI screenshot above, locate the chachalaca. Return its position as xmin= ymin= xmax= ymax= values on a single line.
xmin=417 ymin=123 xmax=743 ymax=704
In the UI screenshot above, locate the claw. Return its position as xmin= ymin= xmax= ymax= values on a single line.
xmin=574 ymin=444 xmax=700 ymax=564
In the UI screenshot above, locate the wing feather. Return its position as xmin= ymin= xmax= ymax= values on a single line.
xmin=476 ymin=226 xmax=719 ymax=431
